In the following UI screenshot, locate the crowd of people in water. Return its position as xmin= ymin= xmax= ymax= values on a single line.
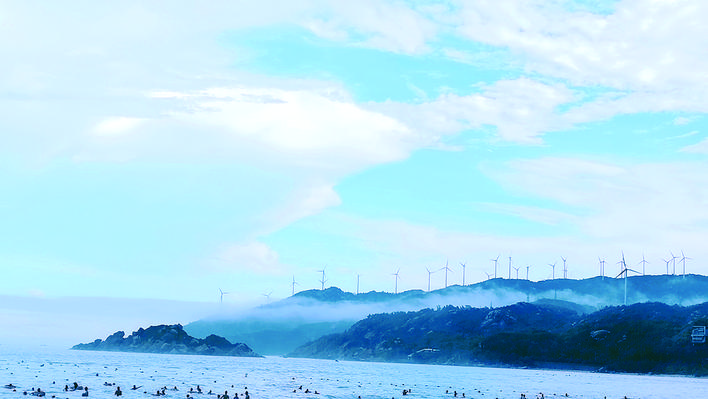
xmin=2 ymin=382 xmax=258 ymax=398
xmin=3 ymin=372 xmax=620 ymax=399
xmin=0 ymin=381 xmax=581 ymax=399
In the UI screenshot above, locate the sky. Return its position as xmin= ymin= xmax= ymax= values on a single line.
xmin=2 ymin=0 xmax=708 ymax=324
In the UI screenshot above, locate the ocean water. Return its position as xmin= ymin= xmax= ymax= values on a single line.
xmin=0 ymin=349 xmax=705 ymax=399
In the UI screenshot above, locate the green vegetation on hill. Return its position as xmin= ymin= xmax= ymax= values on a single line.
xmin=289 ymin=302 xmax=708 ymax=375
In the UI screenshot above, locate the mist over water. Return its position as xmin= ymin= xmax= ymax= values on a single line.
xmin=1 ymin=348 xmax=705 ymax=399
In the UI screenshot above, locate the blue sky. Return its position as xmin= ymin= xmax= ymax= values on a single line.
xmin=2 ymin=0 xmax=708 ymax=311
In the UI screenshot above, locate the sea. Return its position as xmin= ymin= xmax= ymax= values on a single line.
xmin=0 ymin=348 xmax=705 ymax=399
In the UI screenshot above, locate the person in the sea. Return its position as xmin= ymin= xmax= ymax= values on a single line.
xmin=115 ymin=386 xmax=122 ymax=396
xmin=82 ymin=387 xmax=89 ymax=397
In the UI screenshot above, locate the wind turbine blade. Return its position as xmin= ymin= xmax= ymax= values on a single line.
xmin=615 ymin=270 xmax=625 ymax=278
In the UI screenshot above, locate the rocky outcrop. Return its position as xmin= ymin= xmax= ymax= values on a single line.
xmin=72 ymin=324 xmax=261 ymax=357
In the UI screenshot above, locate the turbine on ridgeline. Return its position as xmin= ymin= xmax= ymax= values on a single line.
xmin=218 ymin=288 xmax=229 ymax=304
xmin=460 ymin=262 xmax=466 ymax=286
xmin=491 ymin=255 xmax=500 ymax=279
xmin=663 ymin=258 xmax=671 ymax=275
xmin=262 ymin=291 xmax=273 ymax=303
xmin=392 ymin=268 xmax=400 ymax=294
xmin=526 ymin=265 xmax=530 ymax=280
xmin=548 ymin=262 xmax=556 ymax=280
xmin=425 ymin=267 xmax=437 ymax=292
xmin=484 ymin=271 xmax=492 ymax=280
xmin=513 ymin=266 xmax=520 ymax=280
xmin=638 ymin=254 xmax=649 ymax=276
xmin=598 ymin=257 xmax=606 ymax=280
xmin=317 ymin=268 xmax=327 ymax=290
xmin=616 ymin=251 xmax=640 ymax=305
xmin=442 ymin=260 xmax=452 ymax=288
xmin=561 ymin=256 xmax=568 ymax=279
xmin=680 ymin=250 xmax=692 ymax=278
xmin=508 ymin=256 xmax=513 ymax=279
xmin=670 ymin=251 xmax=678 ymax=275
xmin=291 ymin=275 xmax=299 ymax=296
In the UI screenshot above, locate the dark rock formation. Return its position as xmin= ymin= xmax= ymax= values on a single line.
xmin=72 ymin=324 xmax=261 ymax=357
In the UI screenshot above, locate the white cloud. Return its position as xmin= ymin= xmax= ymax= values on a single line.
xmin=262 ymin=183 xmax=342 ymax=234
xmin=476 ymin=203 xmax=578 ymax=226
xmin=303 ymin=0 xmax=437 ymax=54
xmin=674 ymin=116 xmax=692 ymax=125
xmin=378 ymin=78 xmax=575 ymax=144
xmin=488 ymin=157 xmax=708 ymax=246
xmin=167 ymin=87 xmax=417 ymax=169
xmin=92 ymin=116 xmax=145 ymax=137
xmin=681 ymin=137 xmax=708 ymax=154
xmin=212 ymin=241 xmax=282 ymax=275
xmin=455 ymin=1 xmax=708 ymax=92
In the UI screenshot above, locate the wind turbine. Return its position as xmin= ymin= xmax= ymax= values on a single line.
xmin=392 ymin=269 xmax=400 ymax=294
xmin=291 ymin=275 xmax=299 ymax=296
xmin=356 ymin=274 xmax=360 ymax=295
xmin=561 ymin=256 xmax=567 ymax=279
xmin=425 ymin=267 xmax=436 ymax=292
xmin=513 ymin=266 xmax=520 ymax=279
xmin=442 ymin=260 xmax=452 ymax=288
xmin=638 ymin=254 xmax=649 ymax=276
xmin=460 ymin=262 xmax=466 ymax=286
xmin=218 ymin=288 xmax=229 ymax=304
xmin=616 ymin=252 xmax=639 ymax=305
xmin=526 ymin=265 xmax=530 ymax=280
xmin=262 ymin=291 xmax=273 ymax=302
xmin=317 ymin=268 xmax=327 ymax=290
xmin=670 ymin=251 xmax=678 ymax=275
xmin=548 ymin=262 xmax=556 ymax=280
xmin=484 ymin=271 xmax=492 ymax=280
xmin=680 ymin=250 xmax=692 ymax=278
xmin=598 ymin=257 xmax=606 ymax=280
xmin=508 ymin=256 xmax=513 ymax=279
xmin=663 ymin=258 xmax=671 ymax=275
xmin=491 ymin=255 xmax=500 ymax=279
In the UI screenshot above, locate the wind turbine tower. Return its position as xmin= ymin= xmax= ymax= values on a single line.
xmin=526 ymin=265 xmax=530 ymax=280
xmin=219 ymin=288 xmax=229 ymax=304
xmin=508 ymin=256 xmax=513 ymax=279
xmin=616 ymin=252 xmax=639 ymax=305
xmin=262 ymin=291 xmax=273 ymax=303
xmin=442 ymin=260 xmax=452 ymax=288
xmin=356 ymin=274 xmax=360 ymax=295
xmin=670 ymin=251 xmax=678 ymax=275
xmin=513 ymin=266 xmax=520 ymax=279
xmin=561 ymin=256 xmax=567 ymax=279
xmin=638 ymin=255 xmax=649 ymax=276
xmin=460 ymin=262 xmax=466 ymax=286
xmin=663 ymin=258 xmax=670 ymax=275
xmin=491 ymin=255 xmax=499 ymax=279
xmin=484 ymin=271 xmax=492 ymax=280
xmin=426 ymin=267 xmax=436 ymax=292
xmin=548 ymin=262 xmax=556 ymax=280
xmin=291 ymin=275 xmax=299 ymax=296
xmin=317 ymin=268 xmax=327 ymax=290
xmin=680 ymin=251 xmax=691 ymax=278
xmin=599 ymin=257 xmax=606 ymax=280
xmin=393 ymin=268 xmax=400 ymax=294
